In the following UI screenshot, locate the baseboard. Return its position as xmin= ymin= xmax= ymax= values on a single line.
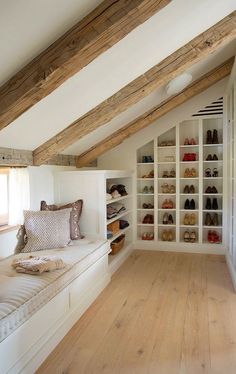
xmin=9 ymin=272 xmax=111 ymax=374
xmin=134 ymin=240 xmax=226 ymax=255
xmin=226 ymin=252 xmax=236 ymax=292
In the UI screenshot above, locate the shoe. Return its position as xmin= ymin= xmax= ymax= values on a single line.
xmin=162 ymin=230 xmax=168 ymax=241
xmin=212 ymin=213 xmax=219 ymax=226
xmin=184 ymin=138 xmax=190 ymax=145
xmin=142 ymin=156 xmax=148 ymax=163
xmin=190 ymin=168 xmax=197 ymax=177
xmin=213 ymin=154 xmax=218 ymax=161
xmin=143 ymin=203 xmax=148 ymax=209
xmin=163 ymin=213 xmax=169 ymax=224
xmin=190 ymin=138 xmax=197 ymax=145
xmin=205 ymin=168 xmax=211 ymax=177
xmin=205 ymin=213 xmax=212 ymax=226
xmin=162 ymin=170 xmax=169 ymax=178
xmin=142 ymin=232 xmax=148 ymax=240
xmin=211 ymin=186 xmax=218 ymax=193
xmin=147 ymin=156 xmax=154 ymax=162
xmin=205 ymin=198 xmax=211 ymax=210
xmin=147 ymin=203 xmax=154 ymax=209
xmin=168 ymin=214 xmax=174 ymax=224
xmin=190 ymin=199 xmax=195 ymax=210
xmin=206 ymin=154 xmax=213 ymax=161
xmin=184 ymin=168 xmax=190 ymax=178
xmin=143 ymin=186 xmax=149 ymax=194
xmin=149 ymin=186 xmax=154 ymax=194
xmin=167 ymin=230 xmax=174 ymax=241
xmin=143 ymin=214 xmax=153 ymax=224
xmin=169 ymin=168 xmax=176 ymax=178
xmin=147 ymin=170 xmax=154 ymax=178
xmin=184 ymin=214 xmax=190 ymax=225
xmin=212 ymin=168 xmax=218 ymax=177
xmin=206 ymin=130 xmax=213 ymax=144
xmin=169 ymin=185 xmax=176 ymax=193
xmin=184 ymin=231 xmax=190 ymax=242
xmin=161 ymin=183 xmax=169 ymax=193
xmin=212 ymin=129 xmax=219 ymax=144
xmin=189 ymin=185 xmax=195 ymax=194
xmin=184 ymin=185 xmax=190 ymax=193
xmin=184 ymin=199 xmax=190 ymax=209
xmin=167 ymin=199 xmax=174 ymax=209
xmin=190 ymin=231 xmax=196 ymax=243
xmin=162 ymin=199 xmax=168 ymax=209
xmin=147 ymin=232 xmax=154 ymax=240
xmin=212 ymin=198 xmax=218 ymax=210
xmin=189 ymin=213 xmax=196 ymax=225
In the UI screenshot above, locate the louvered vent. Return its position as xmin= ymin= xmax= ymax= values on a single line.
xmin=192 ymin=97 xmax=223 ymax=117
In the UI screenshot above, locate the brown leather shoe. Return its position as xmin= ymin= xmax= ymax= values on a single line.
xmin=205 ymin=213 xmax=212 ymax=226
xmin=189 ymin=185 xmax=195 ymax=194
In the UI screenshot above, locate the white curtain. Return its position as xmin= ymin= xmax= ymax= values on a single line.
xmin=8 ymin=168 xmax=30 ymax=225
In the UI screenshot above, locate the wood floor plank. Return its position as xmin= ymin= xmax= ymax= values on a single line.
xmin=37 ymin=251 xmax=236 ymax=374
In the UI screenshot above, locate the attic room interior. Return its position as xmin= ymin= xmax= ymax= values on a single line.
xmin=1 ymin=0 xmax=236 ymax=373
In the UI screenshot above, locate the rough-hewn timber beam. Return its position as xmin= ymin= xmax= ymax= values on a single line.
xmin=0 ymin=147 xmax=93 ymax=167
xmin=0 ymin=0 xmax=171 ymax=130
xmin=33 ymin=11 xmax=236 ymax=165
xmin=76 ymin=58 xmax=234 ymax=167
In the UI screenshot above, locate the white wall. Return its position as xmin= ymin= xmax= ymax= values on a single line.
xmin=0 ymin=165 xmax=76 ymax=258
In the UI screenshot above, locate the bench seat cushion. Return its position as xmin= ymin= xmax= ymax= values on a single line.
xmin=0 ymin=238 xmax=108 ymax=343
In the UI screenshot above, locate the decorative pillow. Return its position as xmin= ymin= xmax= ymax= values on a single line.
xmin=40 ymin=199 xmax=83 ymax=239
xmin=22 ymin=209 xmax=71 ymax=253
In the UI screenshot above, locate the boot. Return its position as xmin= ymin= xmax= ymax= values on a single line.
xmin=205 ymin=198 xmax=211 ymax=210
xmin=206 ymin=130 xmax=212 ymax=144
xmin=212 ymin=198 xmax=218 ymax=210
xmin=212 ymin=129 xmax=219 ymax=144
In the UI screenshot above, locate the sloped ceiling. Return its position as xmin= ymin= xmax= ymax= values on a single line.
xmin=0 ymin=0 xmax=235 ymax=156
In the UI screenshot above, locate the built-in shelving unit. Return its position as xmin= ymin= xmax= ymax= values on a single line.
xmin=136 ymin=117 xmax=225 ymax=253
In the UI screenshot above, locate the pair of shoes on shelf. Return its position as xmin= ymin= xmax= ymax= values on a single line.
xmin=142 ymin=214 xmax=154 ymax=224
xmin=205 ymin=168 xmax=218 ymax=177
xmin=142 ymin=232 xmax=154 ymax=240
xmin=182 ymin=153 xmax=197 ymax=161
xmin=142 ymin=156 xmax=154 ymax=163
xmin=205 ymin=213 xmax=219 ymax=226
xmin=183 ymin=185 xmax=195 ymax=194
xmin=184 ymin=199 xmax=195 ymax=210
xmin=208 ymin=230 xmax=221 ymax=243
xmin=163 ymin=213 xmax=174 ymax=224
xmin=205 ymin=186 xmax=218 ymax=194
xmin=161 ymin=183 xmax=176 ymax=193
xmin=184 ymin=168 xmax=197 ymax=178
xmin=142 ymin=203 xmax=154 ymax=209
xmin=142 ymin=170 xmax=154 ymax=178
xmin=162 ymin=169 xmax=176 ymax=178
xmin=184 ymin=213 xmax=196 ymax=225
xmin=142 ymin=186 xmax=154 ymax=194
xmin=184 ymin=138 xmax=197 ymax=145
xmin=206 ymin=129 xmax=219 ymax=144
xmin=206 ymin=154 xmax=218 ymax=161
xmin=205 ymin=198 xmax=218 ymax=210
xmin=159 ymin=140 xmax=175 ymax=146
xmin=161 ymin=230 xmax=174 ymax=241
xmin=162 ymin=199 xmax=174 ymax=209
xmin=184 ymin=230 xmax=197 ymax=243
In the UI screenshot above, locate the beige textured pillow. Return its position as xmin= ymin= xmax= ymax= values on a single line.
xmin=22 ymin=209 xmax=71 ymax=253
xmin=41 ymin=200 xmax=83 ymax=239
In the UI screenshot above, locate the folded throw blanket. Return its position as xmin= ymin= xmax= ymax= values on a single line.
xmin=12 ymin=255 xmax=66 ymax=275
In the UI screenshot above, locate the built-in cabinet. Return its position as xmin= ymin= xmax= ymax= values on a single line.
xmin=54 ymin=170 xmax=133 ymax=274
xmin=136 ymin=117 xmax=226 ymax=253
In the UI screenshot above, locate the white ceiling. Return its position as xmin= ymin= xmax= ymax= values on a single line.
xmin=0 ymin=0 xmax=235 ymax=155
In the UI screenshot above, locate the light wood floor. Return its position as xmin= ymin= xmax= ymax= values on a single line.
xmin=37 ymin=251 xmax=236 ymax=374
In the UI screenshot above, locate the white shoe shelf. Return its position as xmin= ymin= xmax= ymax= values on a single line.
xmin=136 ymin=117 xmax=226 ymax=253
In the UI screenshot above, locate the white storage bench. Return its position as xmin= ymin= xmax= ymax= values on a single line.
xmin=0 ymin=238 xmax=110 ymax=374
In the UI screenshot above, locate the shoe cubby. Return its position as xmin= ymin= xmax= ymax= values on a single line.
xmin=137 ymin=141 xmax=154 ymax=163
xmin=203 ymin=196 xmax=222 ymax=211
xmin=136 ymin=116 xmax=225 ymax=250
xmin=202 ymin=228 xmax=222 ymax=244
xmin=180 ymin=227 xmax=199 ymax=243
xmin=137 ymin=211 xmax=154 ymax=225
xmin=158 ymin=211 xmax=176 ymax=226
xmin=158 ymin=227 xmax=176 ymax=242
xmin=180 ymin=211 xmax=198 ymax=226
xmin=137 ymin=226 xmax=155 ymax=241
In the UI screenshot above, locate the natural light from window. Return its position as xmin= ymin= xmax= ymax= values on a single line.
xmin=0 ymin=171 xmax=9 ymax=226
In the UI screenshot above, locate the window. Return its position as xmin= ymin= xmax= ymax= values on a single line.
xmin=0 ymin=169 xmax=9 ymax=226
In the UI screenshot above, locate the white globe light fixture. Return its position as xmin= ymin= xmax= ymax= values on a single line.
xmin=166 ymin=73 xmax=193 ymax=96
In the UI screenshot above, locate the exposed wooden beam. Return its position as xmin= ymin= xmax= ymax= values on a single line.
xmin=76 ymin=58 xmax=234 ymax=167
xmin=33 ymin=11 xmax=236 ymax=165
xmin=0 ymin=147 xmax=91 ymax=167
xmin=0 ymin=0 xmax=171 ymax=130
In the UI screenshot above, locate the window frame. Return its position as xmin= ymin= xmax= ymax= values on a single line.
xmin=0 ymin=168 xmax=9 ymax=227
